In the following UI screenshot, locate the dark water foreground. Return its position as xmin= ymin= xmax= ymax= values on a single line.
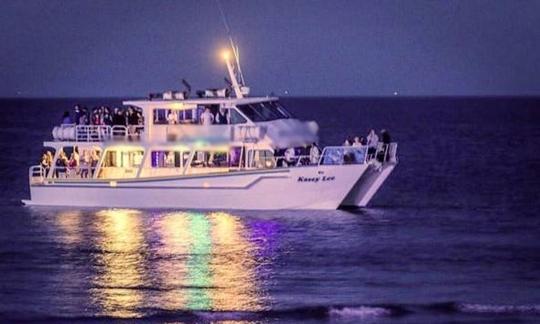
xmin=0 ymin=97 xmax=539 ymax=323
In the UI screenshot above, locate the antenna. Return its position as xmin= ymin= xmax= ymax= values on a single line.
xmin=216 ymin=0 xmax=246 ymax=85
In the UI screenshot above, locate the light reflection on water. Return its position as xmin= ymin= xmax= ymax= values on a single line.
xmin=53 ymin=209 xmax=275 ymax=318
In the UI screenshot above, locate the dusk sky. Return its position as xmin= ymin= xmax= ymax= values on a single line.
xmin=1 ymin=0 xmax=539 ymax=97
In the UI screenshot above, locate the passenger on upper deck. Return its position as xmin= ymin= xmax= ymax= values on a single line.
xmin=167 ymin=110 xmax=178 ymax=124
xmin=215 ymin=107 xmax=229 ymax=125
xmin=112 ymin=108 xmax=125 ymax=126
xmin=61 ymin=111 xmax=72 ymax=125
xmin=200 ymin=108 xmax=215 ymax=125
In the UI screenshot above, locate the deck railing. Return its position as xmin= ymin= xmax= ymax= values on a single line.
xmin=29 ymin=165 xmax=46 ymax=184
xmin=52 ymin=124 xmax=143 ymax=142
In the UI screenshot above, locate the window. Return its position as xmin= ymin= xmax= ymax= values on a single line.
xmin=229 ymin=109 xmax=247 ymax=124
xmin=153 ymin=109 xmax=169 ymax=124
xmin=151 ymin=151 xmax=185 ymax=168
xmin=248 ymin=150 xmax=276 ymax=169
xmin=236 ymin=101 xmax=294 ymax=122
xmin=103 ymin=150 xmax=144 ymax=167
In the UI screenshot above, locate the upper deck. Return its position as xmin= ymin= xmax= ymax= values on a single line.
xmin=51 ymin=96 xmax=318 ymax=149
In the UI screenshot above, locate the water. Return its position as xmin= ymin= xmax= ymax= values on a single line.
xmin=0 ymin=97 xmax=539 ymax=323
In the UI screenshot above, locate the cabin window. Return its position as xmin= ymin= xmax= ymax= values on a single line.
xmin=153 ymin=109 xmax=168 ymax=124
xmin=103 ymin=150 xmax=144 ymax=167
xmin=237 ymin=101 xmax=294 ymax=122
xmin=190 ymin=150 xmax=231 ymax=168
xmin=151 ymin=151 xmax=189 ymax=168
xmin=230 ymin=109 xmax=247 ymax=124
xmin=248 ymin=149 xmax=276 ymax=169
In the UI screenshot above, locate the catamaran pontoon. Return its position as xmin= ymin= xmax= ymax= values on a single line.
xmin=23 ymin=47 xmax=397 ymax=210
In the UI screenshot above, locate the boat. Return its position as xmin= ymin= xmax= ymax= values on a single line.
xmin=23 ymin=46 xmax=398 ymax=210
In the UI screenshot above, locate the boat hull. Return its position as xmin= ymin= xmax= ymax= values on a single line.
xmin=24 ymin=165 xmax=369 ymax=210
xmin=340 ymin=162 xmax=397 ymax=208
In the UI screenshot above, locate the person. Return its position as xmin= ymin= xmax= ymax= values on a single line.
xmin=167 ymin=110 xmax=178 ymax=124
xmin=343 ymin=137 xmax=352 ymax=146
xmin=61 ymin=111 xmax=72 ymax=125
xmin=112 ymin=107 xmax=125 ymax=126
xmin=200 ymin=108 xmax=215 ymax=125
xmin=78 ymin=110 xmax=88 ymax=125
xmin=284 ymin=147 xmax=296 ymax=167
xmin=67 ymin=149 xmax=80 ymax=176
xmin=90 ymin=150 xmax=100 ymax=177
xmin=55 ymin=151 xmax=68 ymax=178
xmin=309 ymin=142 xmax=320 ymax=165
xmin=381 ymin=129 xmax=391 ymax=144
xmin=80 ymin=150 xmax=91 ymax=178
xmin=366 ymin=129 xmax=379 ymax=157
xmin=74 ymin=105 xmax=82 ymax=125
xmin=215 ymin=107 xmax=229 ymax=125
xmin=352 ymin=136 xmax=362 ymax=147
xmin=40 ymin=153 xmax=49 ymax=171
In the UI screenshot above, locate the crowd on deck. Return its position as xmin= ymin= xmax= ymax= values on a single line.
xmin=61 ymin=104 xmax=144 ymax=127
xmin=40 ymin=148 xmax=101 ymax=178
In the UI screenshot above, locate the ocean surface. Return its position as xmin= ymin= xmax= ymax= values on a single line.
xmin=0 ymin=97 xmax=539 ymax=323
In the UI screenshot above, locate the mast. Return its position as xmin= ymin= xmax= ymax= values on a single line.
xmin=217 ymin=0 xmax=249 ymax=98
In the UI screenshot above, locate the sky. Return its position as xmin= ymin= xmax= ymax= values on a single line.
xmin=0 ymin=0 xmax=539 ymax=97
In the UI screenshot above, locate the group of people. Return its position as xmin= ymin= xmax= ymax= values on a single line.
xmin=277 ymin=143 xmax=321 ymax=167
xmin=40 ymin=148 xmax=101 ymax=178
xmin=167 ymin=107 xmax=231 ymax=126
xmin=343 ymin=129 xmax=392 ymax=161
xmin=61 ymin=104 xmax=143 ymax=127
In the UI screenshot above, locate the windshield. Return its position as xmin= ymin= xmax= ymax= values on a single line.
xmin=237 ymin=101 xmax=294 ymax=122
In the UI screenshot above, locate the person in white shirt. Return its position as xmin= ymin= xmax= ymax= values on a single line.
xmin=366 ymin=129 xmax=379 ymax=156
xmin=309 ymin=143 xmax=320 ymax=165
xmin=200 ymin=108 xmax=215 ymax=126
xmin=167 ymin=110 xmax=178 ymax=124
xmin=352 ymin=136 xmax=363 ymax=147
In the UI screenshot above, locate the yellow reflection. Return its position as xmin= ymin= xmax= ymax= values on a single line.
xmin=153 ymin=212 xmax=262 ymax=312
xmin=209 ymin=212 xmax=262 ymax=311
xmin=153 ymin=212 xmax=191 ymax=310
xmin=92 ymin=209 xmax=145 ymax=318
xmin=55 ymin=210 xmax=83 ymax=245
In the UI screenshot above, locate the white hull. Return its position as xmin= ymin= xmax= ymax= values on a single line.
xmin=24 ymin=165 xmax=370 ymax=210
xmin=341 ymin=162 xmax=397 ymax=208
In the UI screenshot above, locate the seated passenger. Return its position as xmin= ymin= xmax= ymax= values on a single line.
xmin=200 ymin=108 xmax=215 ymax=125
xmin=343 ymin=137 xmax=352 ymax=146
xmin=309 ymin=143 xmax=320 ymax=165
xmin=352 ymin=136 xmax=362 ymax=147
xmin=283 ymin=147 xmax=296 ymax=167
xmin=40 ymin=153 xmax=49 ymax=171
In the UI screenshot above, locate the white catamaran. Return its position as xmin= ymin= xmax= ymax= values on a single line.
xmin=24 ymin=46 xmax=397 ymax=210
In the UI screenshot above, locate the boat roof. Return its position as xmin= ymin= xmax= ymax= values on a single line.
xmin=123 ymin=96 xmax=279 ymax=107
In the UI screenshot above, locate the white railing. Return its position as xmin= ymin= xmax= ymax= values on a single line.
xmin=29 ymin=165 xmax=46 ymax=184
xmin=319 ymin=146 xmax=368 ymax=165
xmin=367 ymin=142 xmax=398 ymax=163
xmin=52 ymin=166 xmax=98 ymax=179
xmin=52 ymin=124 xmax=143 ymax=142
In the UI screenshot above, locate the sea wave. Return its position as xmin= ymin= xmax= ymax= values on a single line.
xmin=457 ymin=303 xmax=540 ymax=314
xmin=328 ymin=306 xmax=393 ymax=318
xmin=7 ymin=302 xmax=540 ymax=322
